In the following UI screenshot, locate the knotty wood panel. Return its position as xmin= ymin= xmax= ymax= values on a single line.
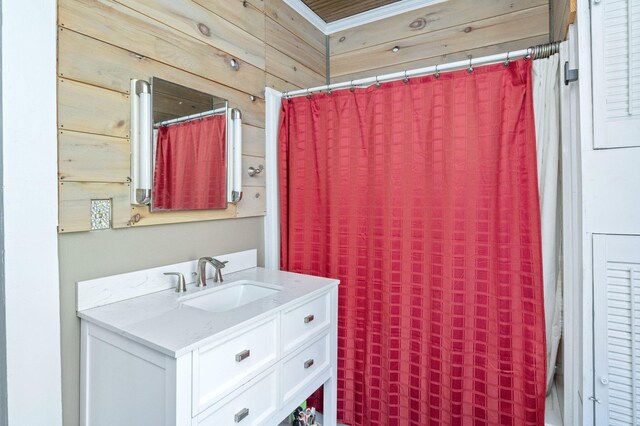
xmin=236 ymin=187 xmax=266 ymax=217
xmin=114 ymin=0 xmax=266 ymax=69
xmin=59 ymin=0 xmax=266 ymax=98
xmin=129 ymin=185 xmax=266 ymax=226
xmin=267 ymin=45 xmax=326 ymax=90
xmin=267 ymin=73 xmax=303 ymax=93
xmin=57 ymin=0 xmax=326 ymax=233
xmin=266 ymin=17 xmax=325 ymax=73
xmin=243 ymin=125 xmax=266 ymax=157
xmin=265 ymin=0 xmax=325 ymax=53
xmin=57 ymin=28 xmax=265 ymax=127
xmin=59 ymin=131 xmax=130 ymax=183
xmin=331 ymin=5 xmax=549 ymax=78
xmin=192 ymin=0 xmax=266 ymax=41
xmin=130 ymin=203 xmax=237 ymax=227
xmin=264 ymin=0 xmax=326 ymax=91
xmin=330 ymin=0 xmax=548 ymax=56
xmin=58 ymin=78 xmax=130 ymax=138
xmin=331 ymin=34 xmax=550 ymax=83
xmin=116 ymin=178 xmax=264 ymax=232
xmin=301 ymin=0 xmax=401 ymax=22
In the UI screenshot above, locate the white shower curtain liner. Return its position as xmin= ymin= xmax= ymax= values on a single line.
xmin=532 ymin=54 xmax=563 ymax=394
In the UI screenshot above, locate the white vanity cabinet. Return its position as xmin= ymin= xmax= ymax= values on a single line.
xmin=79 ymin=265 xmax=338 ymax=426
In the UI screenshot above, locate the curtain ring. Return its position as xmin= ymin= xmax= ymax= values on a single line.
xmin=350 ymin=80 xmax=355 ymax=92
xmin=306 ymin=88 xmax=311 ymax=99
xmin=467 ymin=55 xmax=473 ymax=74
xmin=503 ymin=51 xmax=510 ymax=67
xmin=403 ymin=70 xmax=409 ymax=84
xmin=434 ymin=64 xmax=440 ymax=79
xmin=525 ymin=47 xmax=532 ymax=61
xmin=375 ymin=75 xmax=381 ymax=88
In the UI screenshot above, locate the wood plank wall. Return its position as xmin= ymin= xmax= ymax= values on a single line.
xmin=329 ymin=0 xmax=550 ymax=83
xmin=551 ymin=0 xmax=577 ymax=41
xmin=57 ymin=0 xmax=326 ymax=233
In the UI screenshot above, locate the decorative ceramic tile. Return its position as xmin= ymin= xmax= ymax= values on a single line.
xmin=91 ymin=199 xmax=111 ymax=230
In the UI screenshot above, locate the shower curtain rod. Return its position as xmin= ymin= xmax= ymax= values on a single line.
xmin=153 ymin=106 xmax=227 ymax=128
xmin=282 ymin=42 xmax=560 ymax=99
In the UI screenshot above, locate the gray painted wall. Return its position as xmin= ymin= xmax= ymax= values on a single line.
xmin=58 ymin=217 xmax=263 ymax=426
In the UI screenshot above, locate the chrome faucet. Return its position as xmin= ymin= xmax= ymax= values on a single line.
xmin=195 ymin=256 xmax=229 ymax=287
xmin=196 ymin=257 xmax=214 ymax=287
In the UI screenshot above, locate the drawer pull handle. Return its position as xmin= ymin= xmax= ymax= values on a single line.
xmin=304 ymin=314 xmax=315 ymax=324
xmin=304 ymin=358 xmax=314 ymax=369
xmin=235 ymin=349 xmax=251 ymax=362
xmin=234 ymin=407 xmax=249 ymax=423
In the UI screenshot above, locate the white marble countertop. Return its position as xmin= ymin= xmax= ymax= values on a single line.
xmin=77 ymin=267 xmax=339 ymax=358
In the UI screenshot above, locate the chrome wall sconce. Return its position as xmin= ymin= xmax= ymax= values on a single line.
xmin=227 ymin=108 xmax=243 ymax=203
xmin=130 ymin=79 xmax=152 ymax=205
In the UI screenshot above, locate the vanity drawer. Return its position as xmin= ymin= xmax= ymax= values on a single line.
xmin=193 ymin=315 xmax=278 ymax=415
xmin=281 ymin=332 xmax=330 ymax=405
xmin=282 ymin=291 xmax=330 ymax=353
xmin=196 ymin=368 xmax=278 ymax=426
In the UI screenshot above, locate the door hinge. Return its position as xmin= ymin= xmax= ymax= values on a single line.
xmin=589 ymin=395 xmax=601 ymax=404
xmin=565 ymin=61 xmax=579 ymax=85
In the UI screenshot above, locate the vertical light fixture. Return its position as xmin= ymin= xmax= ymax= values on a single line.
xmin=130 ymin=79 xmax=152 ymax=205
xmin=228 ymin=108 xmax=243 ymax=203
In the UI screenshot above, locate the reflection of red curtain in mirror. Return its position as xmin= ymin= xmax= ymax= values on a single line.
xmin=153 ymin=115 xmax=226 ymax=210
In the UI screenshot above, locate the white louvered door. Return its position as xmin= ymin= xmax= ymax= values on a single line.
xmin=594 ymin=234 xmax=640 ymax=425
xmin=592 ymin=0 xmax=640 ymax=148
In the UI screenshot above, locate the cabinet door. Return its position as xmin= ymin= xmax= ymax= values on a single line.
xmin=592 ymin=0 xmax=640 ymax=148
xmin=594 ymin=234 xmax=640 ymax=425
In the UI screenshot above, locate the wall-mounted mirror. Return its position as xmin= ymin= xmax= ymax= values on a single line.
xmin=130 ymin=78 xmax=242 ymax=211
xmin=151 ymin=78 xmax=228 ymax=211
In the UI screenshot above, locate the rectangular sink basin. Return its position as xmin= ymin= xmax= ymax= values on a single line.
xmin=181 ymin=280 xmax=282 ymax=313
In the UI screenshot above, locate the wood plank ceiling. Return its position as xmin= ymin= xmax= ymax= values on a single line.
xmin=301 ymin=0 xmax=403 ymax=22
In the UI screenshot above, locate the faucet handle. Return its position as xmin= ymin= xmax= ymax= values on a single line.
xmin=164 ymin=272 xmax=187 ymax=293
xmin=211 ymin=258 xmax=228 ymax=269
xmin=210 ymin=258 xmax=228 ymax=283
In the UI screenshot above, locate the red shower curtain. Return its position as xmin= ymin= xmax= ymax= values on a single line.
xmin=153 ymin=114 xmax=226 ymax=210
xmin=279 ymin=59 xmax=546 ymax=425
